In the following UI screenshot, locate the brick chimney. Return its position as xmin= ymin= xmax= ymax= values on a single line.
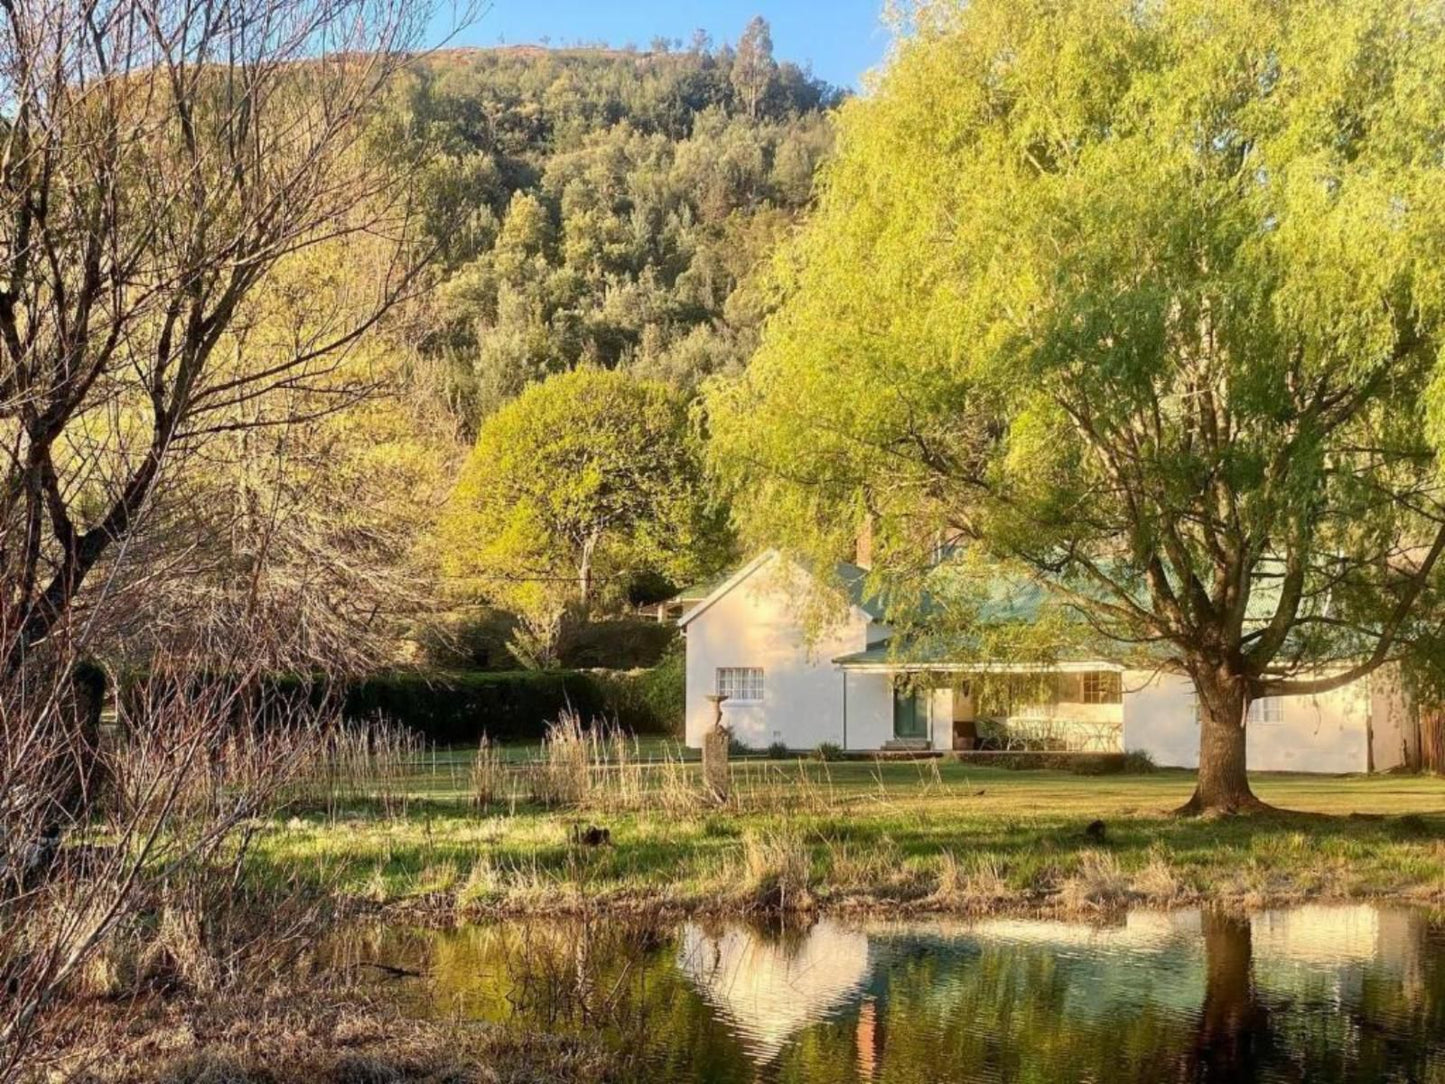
xmin=855 ymin=514 xmax=874 ymax=570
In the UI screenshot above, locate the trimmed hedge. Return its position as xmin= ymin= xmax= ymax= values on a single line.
xmin=943 ymin=751 xmax=1155 ymax=775
xmin=340 ymin=667 xmax=681 ymax=745
xmin=415 ymin=613 xmax=681 ymax=672
xmin=118 ymin=659 xmax=685 ymax=746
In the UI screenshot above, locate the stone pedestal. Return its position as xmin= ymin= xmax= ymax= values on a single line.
xmin=702 ymin=694 xmax=730 ymax=801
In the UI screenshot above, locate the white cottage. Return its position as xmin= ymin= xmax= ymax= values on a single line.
xmin=678 ymin=550 xmax=1419 ymax=773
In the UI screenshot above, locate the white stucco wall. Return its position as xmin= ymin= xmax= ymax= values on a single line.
xmin=840 ymin=671 xmax=894 ymax=751
xmin=1121 ymin=671 xmax=1200 ymax=766
xmin=1370 ymin=665 xmax=1416 ymax=771
xmin=1122 ymin=669 xmax=1381 ymax=773
xmin=683 ymin=556 xmax=875 ymax=750
xmin=1251 ymin=682 xmax=1370 ymax=773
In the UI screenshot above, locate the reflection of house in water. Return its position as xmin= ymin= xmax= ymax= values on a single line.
xmin=876 ymin=906 xmax=1425 ymax=1012
xmin=676 ymin=919 xmax=874 ymax=1062
xmin=677 ymin=906 xmax=1431 ymax=1071
xmin=1250 ymin=905 xmax=1427 ymax=1002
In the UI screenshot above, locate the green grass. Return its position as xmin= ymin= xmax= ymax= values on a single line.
xmin=254 ymin=751 xmax=1445 ymax=916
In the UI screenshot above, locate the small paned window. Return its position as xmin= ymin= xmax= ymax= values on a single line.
xmin=717 ymin=667 xmax=764 ymax=701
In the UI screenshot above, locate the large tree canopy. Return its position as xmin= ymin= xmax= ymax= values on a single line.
xmin=709 ymin=0 xmax=1445 ymax=812
xmin=442 ymin=367 xmax=723 ymax=662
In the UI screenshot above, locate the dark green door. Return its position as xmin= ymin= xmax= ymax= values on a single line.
xmin=893 ymin=687 xmax=929 ymax=740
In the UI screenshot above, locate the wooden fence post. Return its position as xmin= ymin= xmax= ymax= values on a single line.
xmin=1421 ymin=708 xmax=1444 ymax=774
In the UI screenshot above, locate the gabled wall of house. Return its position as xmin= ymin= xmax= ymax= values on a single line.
xmin=683 ymin=555 xmax=889 ymax=750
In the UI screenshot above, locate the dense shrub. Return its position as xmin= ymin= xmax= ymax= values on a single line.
xmin=1120 ymin=749 xmax=1157 ymax=774
xmin=416 ymin=613 xmax=681 ymax=672
xmin=341 ymin=671 xmax=590 ymax=744
xmin=638 ymin=649 xmax=684 ymax=731
xmin=413 ymin=609 xmax=520 ymax=670
xmin=558 ymin=618 xmax=679 ymax=669
xmin=945 ymin=751 xmax=1137 ymax=775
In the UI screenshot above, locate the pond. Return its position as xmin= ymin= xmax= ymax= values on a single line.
xmin=340 ymin=904 xmax=1445 ymax=1083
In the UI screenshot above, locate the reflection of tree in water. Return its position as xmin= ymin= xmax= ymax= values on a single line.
xmin=1177 ymin=909 xmax=1445 ymax=1084
xmin=1179 ymin=910 xmax=1299 ymax=1084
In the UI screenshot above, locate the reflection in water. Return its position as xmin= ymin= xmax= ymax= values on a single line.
xmin=1192 ymin=911 xmax=1273 ymax=1081
xmin=354 ymin=904 xmax=1445 ymax=1084
xmin=676 ymin=919 xmax=872 ymax=1061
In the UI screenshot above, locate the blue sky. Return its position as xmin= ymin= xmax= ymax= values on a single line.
xmin=431 ymin=1 xmax=893 ymax=90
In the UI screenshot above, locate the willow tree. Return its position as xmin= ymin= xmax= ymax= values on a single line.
xmin=709 ymin=0 xmax=1445 ymax=814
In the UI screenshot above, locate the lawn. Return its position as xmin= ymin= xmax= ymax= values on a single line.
xmin=254 ymin=749 xmax=1445 ymax=917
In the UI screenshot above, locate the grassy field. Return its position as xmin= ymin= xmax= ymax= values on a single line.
xmin=250 ymin=743 xmax=1445 ymax=917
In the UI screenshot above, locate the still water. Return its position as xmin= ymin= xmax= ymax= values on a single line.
xmin=346 ymin=904 xmax=1445 ymax=1083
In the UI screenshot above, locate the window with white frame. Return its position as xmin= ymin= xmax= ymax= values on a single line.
xmin=716 ymin=667 xmax=764 ymax=702
xmin=1248 ymin=697 xmax=1283 ymax=724
xmin=1081 ymin=671 xmax=1122 ymax=704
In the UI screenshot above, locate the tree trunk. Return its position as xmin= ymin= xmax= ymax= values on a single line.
xmin=1177 ymin=668 xmax=1271 ymax=816
xmin=577 ymin=532 xmax=598 ymax=613
xmin=1421 ymin=708 xmax=1445 ymax=773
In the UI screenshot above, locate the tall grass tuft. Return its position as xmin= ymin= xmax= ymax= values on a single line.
xmin=526 ymin=710 xmax=592 ymax=807
xmin=297 ymin=717 xmax=424 ymax=818
xmin=933 ymin=851 xmax=1011 ymax=907
xmin=470 ymin=734 xmax=505 ymax=809
xmin=1058 ymin=850 xmax=1131 ymax=911
xmin=1132 ymin=851 xmax=1184 ymax=902
xmin=524 ymin=708 xmax=705 ymax=813
xmin=738 ymin=828 xmax=814 ymax=911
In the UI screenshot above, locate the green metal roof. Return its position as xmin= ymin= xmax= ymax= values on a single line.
xmin=832 ymin=567 xmax=1114 ymax=669
xmin=675 ymin=554 xmax=888 ymax=620
xmin=671 ymin=571 xmax=731 ymax=603
xmin=832 ymin=557 xmax=1303 ymax=670
xmin=833 ymin=560 xmax=887 ymax=621
xmin=832 ymin=637 xmax=1118 ymax=670
xmin=832 ymin=641 xmax=1122 ymax=671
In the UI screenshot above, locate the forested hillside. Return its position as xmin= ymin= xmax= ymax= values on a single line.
xmin=388 ymin=32 xmax=842 ymax=430
xmin=361 ymin=27 xmax=844 ymax=664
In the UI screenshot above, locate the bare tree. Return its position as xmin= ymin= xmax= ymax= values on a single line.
xmin=0 ymin=0 xmax=464 ymax=1071
xmin=0 ymin=636 xmax=343 ymax=1080
xmin=0 ymin=0 xmax=438 ymax=677
xmin=93 ymin=370 xmax=454 ymax=674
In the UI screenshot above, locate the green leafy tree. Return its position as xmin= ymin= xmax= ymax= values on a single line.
xmin=443 ymin=368 xmax=725 ymax=659
xmin=709 ymin=0 xmax=1445 ymax=814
